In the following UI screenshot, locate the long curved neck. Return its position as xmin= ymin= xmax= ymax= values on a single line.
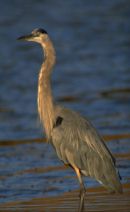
xmin=38 ymin=38 xmax=56 ymax=140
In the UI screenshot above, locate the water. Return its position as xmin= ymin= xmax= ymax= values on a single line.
xmin=0 ymin=0 xmax=130 ymax=208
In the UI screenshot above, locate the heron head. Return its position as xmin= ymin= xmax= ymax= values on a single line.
xmin=17 ymin=28 xmax=49 ymax=43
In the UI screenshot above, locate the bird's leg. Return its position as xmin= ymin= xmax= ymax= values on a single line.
xmin=79 ymin=182 xmax=86 ymax=212
xmin=73 ymin=166 xmax=86 ymax=212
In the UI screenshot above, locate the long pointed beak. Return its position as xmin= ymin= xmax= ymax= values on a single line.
xmin=17 ymin=34 xmax=34 ymax=41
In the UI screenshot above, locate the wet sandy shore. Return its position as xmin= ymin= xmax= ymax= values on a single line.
xmin=1 ymin=183 xmax=130 ymax=212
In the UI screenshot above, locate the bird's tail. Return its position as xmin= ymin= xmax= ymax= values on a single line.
xmin=100 ymin=161 xmax=123 ymax=193
xmin=81 ymin=152 xmax=123 ymax=193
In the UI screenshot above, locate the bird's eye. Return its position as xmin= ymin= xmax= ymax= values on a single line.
xmin=33 ymin=32 xmax=40 ymax=37
xmin=31 ymin=29 xmax=40 ymax=37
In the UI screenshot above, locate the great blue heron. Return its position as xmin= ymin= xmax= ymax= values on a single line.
xmin=18 ymin=28 xmax=123 ymax=212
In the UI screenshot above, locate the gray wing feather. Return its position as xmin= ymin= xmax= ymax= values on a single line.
xmin=52 ymin=106 xmax=114 ymax=163
xmin=51 ymin=106 xmax=122 ymax=192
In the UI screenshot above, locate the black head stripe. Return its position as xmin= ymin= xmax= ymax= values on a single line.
xmin=38 ymin=28 xmax=48 ymax=34
xmin=32 ymin=28 xmax=48 ymax=35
